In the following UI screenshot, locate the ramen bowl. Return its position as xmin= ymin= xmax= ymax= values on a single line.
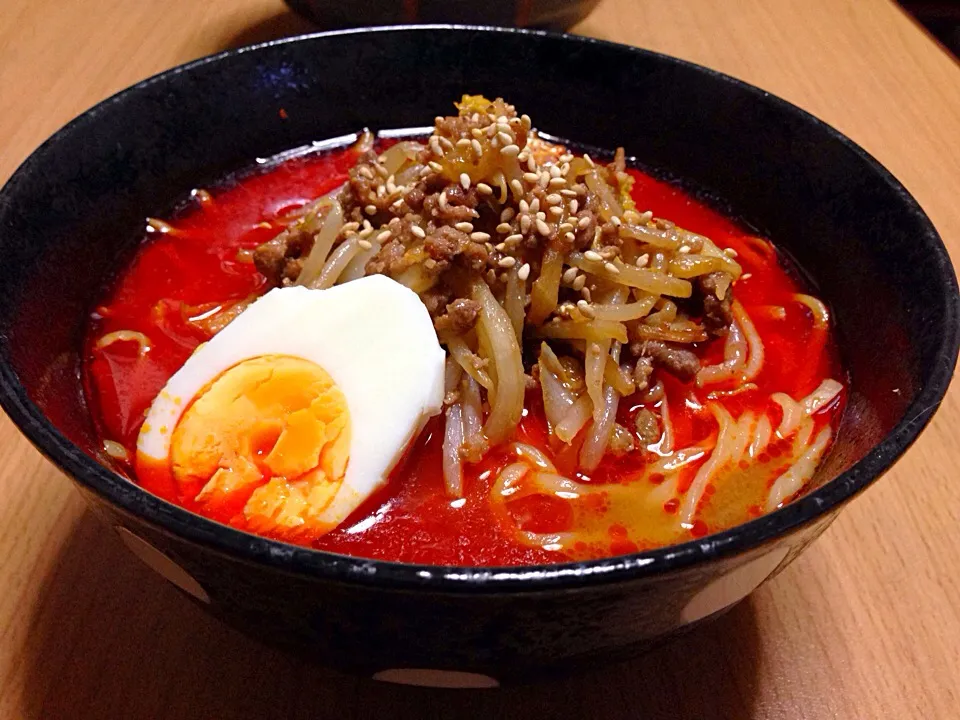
xmin=0 ymin=27 xmax=956 ymax=686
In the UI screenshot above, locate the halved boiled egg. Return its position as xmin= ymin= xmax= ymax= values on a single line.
xmin=136 ymin=275 xmax=445 ymax=540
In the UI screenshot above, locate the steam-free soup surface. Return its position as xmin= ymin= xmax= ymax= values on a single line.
xmin=85 ymin=137 xmax=843 ymax=565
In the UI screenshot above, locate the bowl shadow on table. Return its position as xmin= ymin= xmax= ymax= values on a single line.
xmin=220 ymin=11 xmax=320 ymax=52
xmin=18 ymin=509 xmax=762 ymax=720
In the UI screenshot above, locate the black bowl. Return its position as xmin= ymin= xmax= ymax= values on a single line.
xmin=0 ymin=27 xmax=956 ymax=686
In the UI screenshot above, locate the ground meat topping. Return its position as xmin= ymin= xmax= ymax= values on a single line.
xmin=630 ymin=339 xmax=701 ymax=382
xmin=698 ymin=271 xmax=734 ymax=337
xmin=434 ymin=298 xmax=481 ymax=335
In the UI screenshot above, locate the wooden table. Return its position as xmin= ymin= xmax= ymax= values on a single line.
xmin=2 ymin=0 xmax=958 ymax=717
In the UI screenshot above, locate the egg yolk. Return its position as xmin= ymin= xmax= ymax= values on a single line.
xmin=168 ymin=355 xmax=351 ymax=539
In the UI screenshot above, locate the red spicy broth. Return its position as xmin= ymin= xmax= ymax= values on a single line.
xmin=83 ymin=139 xmax=845 ymax=566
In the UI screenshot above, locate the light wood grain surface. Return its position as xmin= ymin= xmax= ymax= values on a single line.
xmin=2 ymin=0 xmax=959 ymax=717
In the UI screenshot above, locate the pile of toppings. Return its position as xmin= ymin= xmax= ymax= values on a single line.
xmin=252 ymin=95 xmax=745 ymax=494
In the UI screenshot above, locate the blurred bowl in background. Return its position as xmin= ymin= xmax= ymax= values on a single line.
xmin=284 ymin=0 xmax=602 ymax=30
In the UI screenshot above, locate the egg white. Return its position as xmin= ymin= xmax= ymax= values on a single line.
xmin=138 ymin=274 xmax=446 ymax=530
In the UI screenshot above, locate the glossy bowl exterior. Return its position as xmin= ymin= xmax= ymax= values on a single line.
xmin=0 ymin=28 xmax=956 ymax=684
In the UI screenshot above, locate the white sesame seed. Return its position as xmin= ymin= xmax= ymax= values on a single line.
xmin=491 ymin=137 xmax=499 ymax=149
xmin=358 ymin=239 xmax=373 ymax=250
xmin=358 ymin=227 xmax=374 ymax=239
xmin=527 ymin=156 xmax=537 ymax=172
xmin=472 ymin=139 xmax=484 ymax=157
xmin=560 ymin=188 xmax=578 ymax=197
xmin=636 ymin=253 xmax=650 ymax=267
xmin=496 ymin=115 xmax=508 ymax=125
xmin=584 ymin=250 xmax=603 ymax=262
xmin=471 ymin=128 xmax=485 ymax=139
xmin=391 ymin=199 xmax=403 ymax=209
xmin=578 ymin=215 xmax=592 ymax=228
xmin=376 ymin=185 xmax=387 ymax=198
xmin=430 ymin=137 xmax=443 ymax=155
xmin=496 ymin=222 xmax=512 ymax=234
xmin=536 ymin=211 xmax=546 ymax=221
xmin=518 ymin=199 xmax=530 ymax=213
xmin=485 ymin=242 xmax=495 ymax=252
xmin=564 ymin=231 xmax=576 ymax=243
xmin=455 ymin=222 xmax=474 ymax=232
xmin=536 ymin=218 xmax=552 ymax=236
xmin=518 ymin=263 xmax=531 ymax=281
xmin=503 ymin=233 xmax=521 ymax=245
xmin=576 ymin=300 xmax=596 ymax=318
xmin=501 ymin=144 xmax=520 ymax=158
xmin=623 ymin=209 xmax=641 ymax=223
xmin=569 ymin=199 xmax=579 ymax=214
xmin=509 ymin=116 xmax=522 ymax=126
xmin=741 ymin=273 xmax=753 ymax=280
xmin=460 ymin=173 xmax=471 ymax=190
xmin=376 ymin=230 xmax=392 ymax=243
xmin=549 ymin=206 xmax=564 ymax=217
xmin=428 ymin=161 xmax=443 ymax=172
xmin=438 ymin=192 xmax=448 ymax=209
xmin=562 ymin=267 xmax=578 ymax=284
xmin=521 ymin=114 xmax=532 ymax=127
xmin=724 ymin=247 xmax=739 ymax=257
xmin=517 ymin=151 xmax=529 ymax=163
xmin=476 ymin=182 xmax=494 ymax=196
xmin=363 ymin=220 xmax=373 ymax=230
xmin=549 ymin=165 xmax=563 ymax=179
xmin=523 ymin=172 xmax=539 ymax=183
xmin=501 ymin=207 xmax=516 ymax=222
xmin=456 ymin=138 xmax=472 ymax=148
xmin=548 ymin=177 xmax=567 ymax=188
xmin=359 ymin=166 xmax=374 ymax=179
xmin=558 ymin=223 xmax=574 ymax=234
xmin=584 ymin=153 xmax=595 ymax=167
xmin=498 ymin=256 xmax=517 ymax=268
xmin=678 ymin=245 xmax=691 ymax=254
xmin=365 ymin=204 xmax=378 ymax=215
xmin=610 ymin=216 xmax=622 ymax=227
xmin=520 ymin=215 xmax=532 ymax=233
xmin=497 ymin=132 xmax=513 ymax=146
xmin=486 ymin=125 xmax=497 ymax=138
xmin=572 ymin=274 xmax=587 ymax=291
xmin=604 ymin=262 xmax=620 ymax=274
xmin=543 ymin=194 xmax=560 ymax=205
xmin=342 ymin=222 xmax=361 ymax=232
xmin=530 ymin=198 xmax=541 ymax=213
xmin=495 ymin=242 xmax=506 ymax=251
xmin=640 ymin=210 xmax=653 ymax=223
xmin=560 ymin=162 xmax=570 ymax=176
xmin=471 ymin=232 xmax=491 ymax=241
xmin=486 ymin=269 xmax=497 ymax=284
xmin=438 ymin=136 xmax=454 ymax=150
xmin=510 ymin=179 xmax=524 ymax=196
xmin=581 ymin=286 xmax=592 ymax=302
xmin=559 ymin=154 xmax=574 ymax=163
xmin=411 ymin=225 xmax=426 ymax=238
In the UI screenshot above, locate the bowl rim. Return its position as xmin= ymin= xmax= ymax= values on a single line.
xmin=1 ymin=24 xmax=957 ymax=593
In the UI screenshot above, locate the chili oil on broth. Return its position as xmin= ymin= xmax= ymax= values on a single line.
xmin=83 ymin=126 xmax=845 ymax=567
